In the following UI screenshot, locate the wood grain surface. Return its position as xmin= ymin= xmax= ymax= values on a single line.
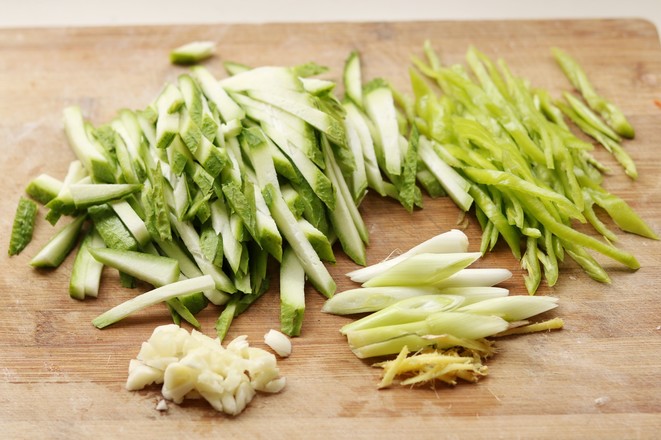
xmin=1 ymin=19 xmax=660 ymax=439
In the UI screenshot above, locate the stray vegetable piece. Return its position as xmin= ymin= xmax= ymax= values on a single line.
xmin=170 ymin=41 xmax=216 ymax=65
xmin=9 ymin=197 xmax=38 ymax=256
xmin=264 ymin=329 xmax=292 ymax=357
xmin=126 ymin=324 xmax=285 ymax=416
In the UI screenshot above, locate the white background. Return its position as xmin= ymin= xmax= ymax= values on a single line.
xmin=2 ymin=0 xmax=660 ymax=35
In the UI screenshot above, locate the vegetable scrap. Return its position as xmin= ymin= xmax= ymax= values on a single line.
xmin=8 ymin=197 xmax=37 ymax=256
xmin=170 ymin=41 xmax=216 ymax=65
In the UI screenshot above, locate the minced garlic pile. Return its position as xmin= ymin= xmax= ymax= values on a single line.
xmin=126 ymin=324 xmax=285 ymax=416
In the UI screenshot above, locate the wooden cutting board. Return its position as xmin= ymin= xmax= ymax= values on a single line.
xmin=1 ymin=19 xmax=660 ymax=439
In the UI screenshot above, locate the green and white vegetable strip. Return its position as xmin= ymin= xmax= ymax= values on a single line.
xmin=92 ymin=275 xmax=215 ymax=329
xmin=362 ymin=252 xmax=482 ymax=288
xmin=63 ymin=106 xmax=115 ymax=183
xmin=322 ymin=286 xmax=444 ymax=315
xmin=343 ymin=51 xmax=363 ymax=107
xmin=109 ymin=200 xmax=151 ymax=247
xmin=418 ymin=136 xmax=473 ymax=212
xmin=347 ymin=229 xmax=469 ymax=283
xmin=364 ymin=79 xmax=402 ymax=176
xmin=456 ymin=295 xmax=558 ymax=321
xmin=8 ymin=197 xmax=38 ymax=256
xmin=26 ymin=174 xmax=63 ymax=205
xmin=88 ymin=247 xmax=180 ymax=288
xmin=30 ymin=215 xmax=86 ymax=268
xmin=320 ymin=135 xmax=367 ymax=265
xmin=322 ymin=285 xmax=510 ymax=316
xmin=279 ymin=246 xmax=306 ymax=336
xmin=170 ymin=41 xmax=216 ymax=65
xmin=432 ymin=268 xmax=512 ymax=288
xmin=69 ymin=227 xmax=105 ymax=300
xmin=437 ymin=286 xmax=510 ymax=304
xmin=69 ymin=183 xmax=142 ymax=209
xmin=45 ymin=160 xmax=87 ymax=225
xmin=340 ymin=295 xmax=466 ymax=334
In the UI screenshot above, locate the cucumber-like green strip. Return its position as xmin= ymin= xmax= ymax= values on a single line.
xmin=279 ymin=246 xmax=306 ymax=337
xmin=88 ymin=247 xmax=179 ymax=288
xmin=30 ymin=215 xmax=86 ymax=268
xmin=192 ymin=66 xmax=245 ymax=123
xmin=26 ymin=174 xmax=63 ymax=205
xmin=69 ymin=183 xmax=142 ymax=209
xmin=170 ymin=41 xmax=215 ymax=66
xmin=63 ymin=106 xmax=115 ymax=183
xmin=244 ymin=127 xmax=335 ymax=297
xmin=343 ymin=51 xmax=363 ymax=107
xmin=9 ymin=197 xmax=38 ymax=256
xmin=91 ymin=275 xmax=215 ymax=329
xmin=215 ymin=296 xmax=239 ymax=342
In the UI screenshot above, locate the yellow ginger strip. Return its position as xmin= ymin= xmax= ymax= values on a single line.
xmin=401 ymin=362 xmax=484 ymax=386
xmin=495 ymin=317 xmax=564 ymax=337
xmin=375 ymin=345 xmax=488 ymax=388
xmin=423 ymin=334 xmax=496 ymax=356
xmin=377 ymin=345 xmax=410 ymax=388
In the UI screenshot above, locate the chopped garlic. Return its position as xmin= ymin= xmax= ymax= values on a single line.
xmin=264 ymin=329 xmax=292 ymax=357
xmin=126 ymin=324 xmax=286 ymax=416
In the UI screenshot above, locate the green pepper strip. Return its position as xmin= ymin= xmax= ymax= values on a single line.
xmin=523 ymin=196 xmax=639 ymax=269
xmin=561 ymin=240 xmax=611 ymax=284
xmin=469 ymin=184 xmax=522 ymax=260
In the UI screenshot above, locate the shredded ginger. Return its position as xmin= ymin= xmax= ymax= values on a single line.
xmin=375 ymin=345 xmax=490 ymax=389
xmin=126 ymin=324 xmax=286 ymax=416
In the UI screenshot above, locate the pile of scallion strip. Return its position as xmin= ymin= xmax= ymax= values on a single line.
xmin=8 ymin=41 xmax=656 ymax=343
xmin=323 ymin=229 xmax=564 ymax=387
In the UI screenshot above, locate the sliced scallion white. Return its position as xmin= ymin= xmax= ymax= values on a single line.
xmin=346 ymin=229 xmax=469 ymax=283
xmin=362 ymin=252 xmax=482 ymax=288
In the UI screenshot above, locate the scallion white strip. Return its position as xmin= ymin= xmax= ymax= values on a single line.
xmin=347 ymin=229 xmax=469 ymax=283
